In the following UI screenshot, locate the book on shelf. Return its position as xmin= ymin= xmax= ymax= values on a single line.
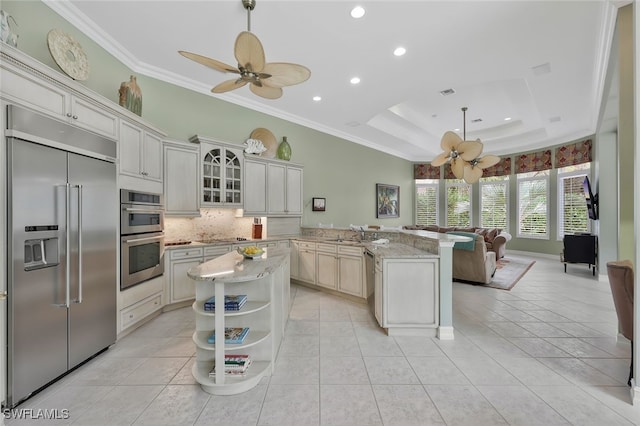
xmin=207 ymin=327 xmax=250 ymax=344
xmin=208 ymin=354 xmax=252 ymax=377
xmin=203 ymin=294 xmax=247 ymax=311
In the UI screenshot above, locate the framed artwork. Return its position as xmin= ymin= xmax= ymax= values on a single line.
xmin=312 ymin=197 xmax=326 ymax=212
xmin=376 ymin=184 xmax=399 ymax=218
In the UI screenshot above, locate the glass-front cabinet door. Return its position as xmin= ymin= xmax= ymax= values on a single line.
xmin=197 ymin=138 xmax=243 ymax=208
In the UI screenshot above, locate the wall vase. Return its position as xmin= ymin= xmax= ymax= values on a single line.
xmin=277 ymin=136 xmax=292 ymax=161
xmin=119 ymin=75 xmax=142 ymax=116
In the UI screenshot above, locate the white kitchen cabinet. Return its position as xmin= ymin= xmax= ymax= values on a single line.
xmin=297 ymin=241 xmax=316 ymax=284
xmin=243 ymin=156 xmax=303 ymax=217
xmin=163 ymin=139 xmax=200 ymax=216
xmin=191 ymin=136 xmax=243 ymax=208
xmin=316 ymin=243 xmax=337 ymax=290
xmin=374 ymin=260 xmax=382 ymax=325
xmin=290 ymin=241 xmax=300 ymax=279
xmin=204 ymin=245 xmax=231 ymax=263
xmin=337 ymin=245 xmax=364 ymax=297
xmin=119 ymin=120 xmax=163 ymax=184
xmin=376 ymin=257 xmax=439 ymax=335
xmin=167 ymin=247 xmax=204 ymax=305
xmin=243 ymin=159 xmax=268 ymax=214
xmin=118 ymin=275 xmax=164 ymax=335
xmin=0 ymin=63 xmax=118 ymax=139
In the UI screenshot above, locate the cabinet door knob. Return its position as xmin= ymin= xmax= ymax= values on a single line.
xmin=72 ymin=115 xmax=78 ymax=119
xmin=66 ymin=113 xmax=72 ymax=117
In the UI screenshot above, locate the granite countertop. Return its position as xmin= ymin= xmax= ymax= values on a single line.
xmin=164 ymin=236 xmax=291 ymax=250
xmin=362 ymin=242 xmax=439 ymax=259
xmin=187 ymin=246 xmax=290 ymax=282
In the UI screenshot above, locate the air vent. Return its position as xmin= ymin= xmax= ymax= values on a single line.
xmin=439 ymin=88 xmax=456 ymax=96
xmin=532 ymin=62 xmax=551 ymax=76
xmin=471 ymin=118 xmax=483 ymax=123
xmin=549 ymin=116 xmax=561 ymax=123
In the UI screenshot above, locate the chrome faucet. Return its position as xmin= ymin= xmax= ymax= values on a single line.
xmin=359 ymin=227 xmax=365 ymax=241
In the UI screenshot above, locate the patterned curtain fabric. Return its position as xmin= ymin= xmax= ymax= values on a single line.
xmin=414 ymin=163 xmax=441 ymax=179
xmin=515 ymin=149 xmax=552 ymax=173
xmin=482 ymin=157 xmax=512 ymax=177
xmin=555 ymin=139 xmax=592 ymax=168
xmin=444 ymin=163 xmax=457 ymax=179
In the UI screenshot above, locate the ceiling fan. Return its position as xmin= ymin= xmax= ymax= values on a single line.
xmin=178 ymin=0 xmax=311 ymax=100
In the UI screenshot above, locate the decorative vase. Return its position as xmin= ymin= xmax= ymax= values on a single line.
xmin=277 ymin=136 xmax=292 ymax=161
xmin=118 ymin=75 xmax=142 ymax=116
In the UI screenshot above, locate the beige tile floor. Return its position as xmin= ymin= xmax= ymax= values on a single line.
xmin=7 ymin=253 xmax=640 ymax=425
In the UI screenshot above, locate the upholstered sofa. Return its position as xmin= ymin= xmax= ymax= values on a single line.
xmin=449 ymin=232 xmax=497 ymax=284
xmin=404 ymin=225 xmax=511 ymax=259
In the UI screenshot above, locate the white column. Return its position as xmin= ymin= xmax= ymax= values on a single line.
xmin=437 ymin=241 xmax=455 ymax=340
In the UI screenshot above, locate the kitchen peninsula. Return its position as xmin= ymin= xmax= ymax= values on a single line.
xmin=187 ymin=247 xmax=290 ymax=395
xmin=294 ymin=227 xmax=469 ymax=340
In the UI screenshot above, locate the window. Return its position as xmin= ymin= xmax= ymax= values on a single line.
xmin=415 ymin=179 xmax=439 ymax=226
xmin=557 ymin=163 xmax=591 ymax=238
xmin=480 ymin=176 xmax=508 ymax=230
xmin=446 ymin=180 xmax=471 ymax=227
xmin=517 ymin=171 xmax=549 ymax=238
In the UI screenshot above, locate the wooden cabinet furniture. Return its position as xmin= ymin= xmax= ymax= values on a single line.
xmin=163 ymin=139 xmax=200 ymax=216
xmin=243 ymin=156 xmax=303 ymax=217
xmin=296 ymin=241 xmax=317 ymax=284
xmin=374 ymin=256 xmax=439 ymax=336
xmin=316 ymin=243 xmax=338 ymax=289
xmin=191 ymin=136 xmax=243 ymax=208
xmin=337 ymin=245 xmax=365 ymax=297
xmin=166 ymin=247 xmax=204 ymax=305
xmin=188 ymin=248 xmax=290 ymax=395
xmin=562 ymin=233 xmax=597 ymax=275
xmin=118 ymin=275 xmax=164 ymax=335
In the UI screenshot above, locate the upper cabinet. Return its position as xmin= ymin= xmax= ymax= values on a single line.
xmin=119 ymin=120 xmax=164 ymax=191
xmin=163 ymin=139 xmax=200 ymax=217
xmin=190 ymin=136 xmax=244 ymax=208
xmin=244 ymin=156 xmax=303 ymax=217
xmin=0 ymin=54 xmax=118 ymax=139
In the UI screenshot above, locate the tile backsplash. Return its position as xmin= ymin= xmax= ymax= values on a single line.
xmin=164 ymin=209 xmax=254 ymax=242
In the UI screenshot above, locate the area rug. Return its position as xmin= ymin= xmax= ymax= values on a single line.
xmin=455 ymin=256 xmax=536 ymax=291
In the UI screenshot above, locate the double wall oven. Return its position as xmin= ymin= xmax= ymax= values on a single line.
xmin=120 ymin=189 xmax=165 ymax=290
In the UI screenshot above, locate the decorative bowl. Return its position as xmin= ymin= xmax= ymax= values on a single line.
xmin=238 ymin=246 xmax=264 ymax=259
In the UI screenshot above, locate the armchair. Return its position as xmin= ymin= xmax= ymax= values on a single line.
xmin=606 ymin=260 xmax=634 ymax=386
xmin=449 ymin=232 xmax=497 ymax=284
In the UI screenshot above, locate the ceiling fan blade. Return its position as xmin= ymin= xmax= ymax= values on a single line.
xmin=440 ymin=131 xmax=461 ymax=151
xmin=211 ymin=78 xmax=248 ymax=93
xmin=178 ymin=51 xmax=239 ymax=74
xmin=235 ymin=31 xmax=265 ymax=72
xmin=458 ymin=140 xmax=484 ymax=161
xmin=476 ymin=155 xmax=501 ymax=169
xmin=261 ymin=62 xmax=311 ymax=88
xmin=463 ymin=164 xmax=484 ymax=183
xmin=451 ymin=158 xmax=465 ymax=180
xmin=431 ymin=152 xmax=450 ymax=167
xmin=250 ymin=83 xmax=283 ymax=99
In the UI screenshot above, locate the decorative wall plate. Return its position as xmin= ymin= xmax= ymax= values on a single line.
xmin=47 ymin=29 xmax=89 ymax=81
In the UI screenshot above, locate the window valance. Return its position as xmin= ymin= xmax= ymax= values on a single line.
xmin=515 ymin=150 xmax=552 ymax=173
xmin=555 ymin=139 xmax=592 ymax=168
xmin=482 ymin=157 xmax=512 ymax=177
xmin=414 ymin=163 xmax=441 ymax=179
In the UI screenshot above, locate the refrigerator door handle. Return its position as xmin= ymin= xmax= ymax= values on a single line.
xmin=65 ymin=183 xmax=71 ymax=308
xmin=75 ymin=184 xmax=83 ymax=304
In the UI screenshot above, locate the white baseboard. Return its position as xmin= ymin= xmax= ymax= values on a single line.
xmin=506 ymin=249 xmax=559 ymax=260
xmin=437 ymin=326 xmax=455 ymax=340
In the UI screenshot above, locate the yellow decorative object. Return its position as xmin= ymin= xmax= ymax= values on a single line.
xmin=118 ymin=75 xmax=142 ymax=116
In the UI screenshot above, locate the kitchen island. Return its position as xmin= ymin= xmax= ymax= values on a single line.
xmin=187 ymin=247 xmax=290 ymax=395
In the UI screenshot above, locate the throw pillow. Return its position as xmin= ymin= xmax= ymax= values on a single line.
xmin=485 ymin=228 xmax=501 ymax=242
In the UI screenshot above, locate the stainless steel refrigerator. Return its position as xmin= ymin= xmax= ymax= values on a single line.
xmin=5 ymin=105 xmax=118 ymax=407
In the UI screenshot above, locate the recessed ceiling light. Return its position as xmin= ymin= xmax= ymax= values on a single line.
xmin=313 ymin=96 xmax=322 ymax=102
xmin=350 ymin=77 xmax=361 ymax=85
xmin=350 ymin=6 xmax=365 ymax=19
xmin=504 ymin=117 xmax=512 ymax=121
xmin=393 ymin=47 xmax=406 ymax=57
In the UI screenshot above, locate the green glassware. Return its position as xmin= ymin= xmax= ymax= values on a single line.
xmin=277 ymin=136 xmax=292 ymax=161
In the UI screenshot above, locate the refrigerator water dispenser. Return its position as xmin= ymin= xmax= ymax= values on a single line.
xmin=24 ymin=238 xmax=59 ymax=271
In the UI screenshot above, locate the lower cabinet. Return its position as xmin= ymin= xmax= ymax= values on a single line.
xmin=316 ymin=243 xmax=337 ymax=289
xmin=297 ymin=242 xmax=316 ymax=284
xmin=337 ymin=246 xmax=364 ymax=297
xmin=118 ymin=275 xmax=164 ymax=335
xmin=375 ymin=257 xmax=439 ymax=335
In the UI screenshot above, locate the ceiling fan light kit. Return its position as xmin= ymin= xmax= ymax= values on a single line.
xmin=178 ymin=0 xmax=310 ymax=100
xmin=431 ymin=107 xmax=500 ymax=184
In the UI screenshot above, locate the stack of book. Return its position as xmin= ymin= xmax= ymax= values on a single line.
xmin=204 ymin=294 xmax=247 ymax=311
xmin=207 ymin=327 xmax=250 ymax=344
xmin=209 ymin=354 xmax=252 ymax=377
